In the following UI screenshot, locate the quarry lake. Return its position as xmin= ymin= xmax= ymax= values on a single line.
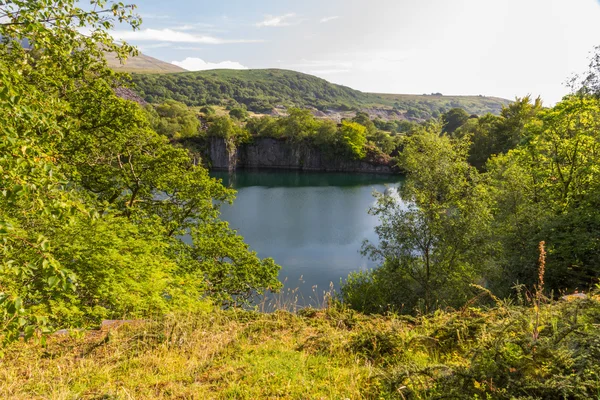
xmin=211 ymin=169 xmax=404 ymax=306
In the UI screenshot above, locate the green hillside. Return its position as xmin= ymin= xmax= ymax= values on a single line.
xmin=129 ymin=69 xmax=511 ymax=120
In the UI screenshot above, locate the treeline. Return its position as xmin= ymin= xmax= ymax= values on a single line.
xmin=0 ymin=1 xmax=280 ymax=345
xmin=147 ymin=100 xmax=404 ymax=163
xmin=145 ymin=97 xmax=544 ymax=172
xmin=342 ymin=89 xmax=600 ymax=314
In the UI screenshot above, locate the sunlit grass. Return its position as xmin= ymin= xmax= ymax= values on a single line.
xmin=2 ymin=294 xmax=599 ymax=399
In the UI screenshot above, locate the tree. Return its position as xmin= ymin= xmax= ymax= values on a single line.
xmin=493 ymin=96 xmax=542 ymax=153
xmin=313 ymin=119 xmax=339 ymax=149
xmin=0 ymin=0 xmax=141 ymax=346
xmin=441 ymin=108 xmax=470 ymax=134
xmin=454 ymin=114 xmax=502 ymax=169
xmin=245 ymin=116 xmax=283 ymax=138
xmin=573 ymin=45 xmax=600 ymax=96
xmin=488 ymin=95 xmax=600 ymax=294
xmin=207 ymin=115 xmax=249 ymax=144
xmin=229 ymin=107 xmax=249 ymax=121
xmin=0 ymin=0 xmax=281 ymax=346
xmin=344 ymin=129 xmax=492 ymax=313
xmin=278 ymin=108 xmax=319 ymax=140
xmin=150 ymin=100 xmax=200 ymax=139
xmin=352 ymin=111 xmax=377 ymax=136
xmin=340 ymin=121 xmax=367 ymax=159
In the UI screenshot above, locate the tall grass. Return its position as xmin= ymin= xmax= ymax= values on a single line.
xmin=1 ymin=282 xmax=599 ymax=399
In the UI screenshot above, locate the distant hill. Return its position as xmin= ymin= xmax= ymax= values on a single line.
xmin=129 ymin=68 xmax=510 ymax=121
xmin=106 ymin=52 xmax=186 ymax=74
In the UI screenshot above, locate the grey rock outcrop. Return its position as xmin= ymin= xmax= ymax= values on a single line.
xmin=207 ymin=137 xmax=396 ymax=174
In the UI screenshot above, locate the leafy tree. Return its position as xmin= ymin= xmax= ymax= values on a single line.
xmin=344 ymin=129 xmax=492 ymax=313
xmin=493 ymin=96 xmax=543 ymax=153
xmin=368 ymin=130 xmax=397 ymax=155
xmin=229 ymin=107 xmax=249 ymax=121
xmin=0 ymin=0 xmax=141 ymax=346
xmin=149 ymin=100 xmax=200 ymax=139
xmin=454 ymin=113 xmax=502 ymax=169
xmin=453 ymin=97 xmax=542 ymax=170
xmin=442 ymin=107 xmax=470 ymax=134
xmin=352 ymin=111 xmax=377 ymax=136
xmin=207 ymin=115 xmax=250 ymax=144
xmin=279 ymin=108 xmax=319 ymax=140
xmin=200 ymin=105 xmax=216 ymax=115
xmin=573 ymin=45 xmax=600 ymax=96
xmin=313 ymin=120 xmax=339 ymax=149
xmin=488 ymin=95 xmax=600 ymax=294
xmin=246 ymin=116 xmax=284 ymax=138
xmin=0 ymin=0 xmax=280 ymax=346
xmin=340 ymin=121 xmax=367 ymax=159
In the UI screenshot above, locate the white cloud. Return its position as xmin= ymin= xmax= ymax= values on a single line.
xmin=292 ymin=59 xmax=353 ymax=69
xmin=256 ymin=13 xmax=297 ymax=27
xmin=137 ymin=43 xmax=171 ymax=50
xmin=174 ymin=23 xmax=226 ymax=33
xmin=111 ymin=28 xmax=262 ymax=44
xmin=140 ymin=13 xmax=171 ymax=20
xmin=319 ymin=16 xmax=340 ymax=23
xmin=309 ymin=69 xmax=350 ymax=75
xmin=172 ymin=57 xmax=249 ymax=71
xmin=173 ymin=46 xmax=204 ymax=51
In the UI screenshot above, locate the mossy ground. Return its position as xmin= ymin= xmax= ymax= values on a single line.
xmin=2 ymin=296 xmax=600 ymax=399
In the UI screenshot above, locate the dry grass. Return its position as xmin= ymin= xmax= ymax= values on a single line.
xmin=2 ymin=295 xmax=599 ymax=399
xmin=0 ymin=308 xmax=384 ymax=399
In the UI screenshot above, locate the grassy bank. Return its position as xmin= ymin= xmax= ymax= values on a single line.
xmin=2 ymin=294 xmax=599 ymax=400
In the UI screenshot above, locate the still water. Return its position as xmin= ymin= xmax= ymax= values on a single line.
xmin=211 ymin=169 xmax=404 ymax=305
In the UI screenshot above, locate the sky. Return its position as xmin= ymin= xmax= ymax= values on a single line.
xmin=110 ymin=0 xmax=600 ymax=104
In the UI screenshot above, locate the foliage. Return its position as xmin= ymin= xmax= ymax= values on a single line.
xmin=0 ymin=0 xmax=280 ymax=347
xmin=230 ymin=110 xmax=386 ymax=161
xmin=132 ymin=68 xmax=367 ymax=113
xmin=345 ymin=93 xmax=600 ymax=314
xmin=206 ymin=115 xmax=251 ymax=145
xmin=199 ymin=105 xmax=216 ymax=115
xmin=147 ymin=100 xmax=200 ymax=139
xmin=278 ymin=108 xmax=320 ymax=140
xmin=455 ymin=96 xmax=543 ymax=169
xmin=130 ymin=69 xmax=510 ymax=119
xmin=229 ymin=106 xmax=249 ymax=121
xmin=488 ymin=95 xmax=600 ymax=295
xmin=339 ymin=120 xmax=367 ymax=159
xmin=442 ymin=107 xmax=471 ymax=134
xmin=245 ymin=115 xmax=284 ymax=138
xmin=346 ymin=128 xmax=492 ymax=313
xmin=573 ymin=45 xmax=600 ymax=96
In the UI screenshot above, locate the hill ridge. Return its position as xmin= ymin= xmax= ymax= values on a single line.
xmin=127 ymin=66 xmax=511 ymax=121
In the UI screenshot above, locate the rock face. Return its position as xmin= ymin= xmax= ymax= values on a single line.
xmin=209 ymin=137 xmax=238 ymax=172
xmin=207 ymin=137 xmax=396 ymax=174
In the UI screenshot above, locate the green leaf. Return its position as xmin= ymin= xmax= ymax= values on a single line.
xmin=24 ymin=326 xmax=35 ymax=341
xmin=47 ymin=276 xmax=59 ymax=288
xmin=14 ymin=297 xmax=23 ymax=313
